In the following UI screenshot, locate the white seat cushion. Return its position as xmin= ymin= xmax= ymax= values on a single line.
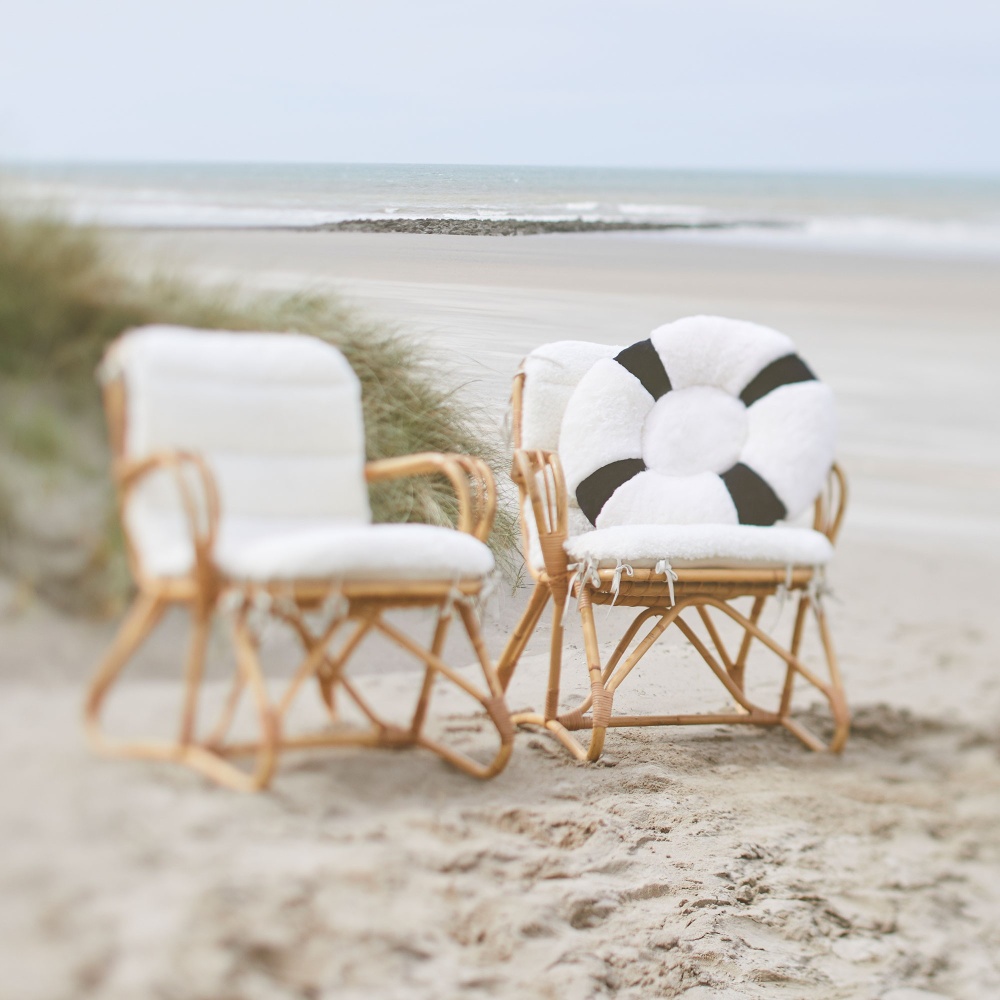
xmin=142 ymin=519 xmax=495 ymax=582
xmin=555 ymin=523 xmax=833 ymax=571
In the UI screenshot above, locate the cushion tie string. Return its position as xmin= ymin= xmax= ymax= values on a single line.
xmin=312 ymin=587 xmax=348 ymax=633
xmin=654 ymin=559 xmax=677 ymax=607
xmin=218 ymin=586 xmax=243 ymax=618
xmin=808 ymin=566 xmax=836 ymax=608
xmin=474 ymin=568 xmax=502 ymax=621
xmin=610 ymin=559 xmax=633 ymax=606
xmin=563 ymin=563 xmax=582 ymax=617
xmin=440 ymin=579 xmax=467 ymax=622
xmin=222 ymin=585 xmax=276 ymax=643
xmin=273 ymin=581 xmax=299 ymax=620
xmin=767 ymin=564 xmax=794 ymax=632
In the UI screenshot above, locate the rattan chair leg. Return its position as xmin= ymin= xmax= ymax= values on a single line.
xmin=203 ymin=666 xmax=245 ymax=749
xmin=732 ymin=595 xmax=766 ymax=691
xmin=602 ymin=608 xmax=665 ymax=685
xmin=410 ymin=610 xmax=452 ymax=737
xmin=85 ymin=594 xmax=279 ymax=792
xmin=696 ymin=596 xmax=849 ymax=753
xmin=514 ymin=590 xmax=849 ymax=761
xmin=812 ymin=598 xmax=850 ymax=752
xmin=226 ymin=609 xmax=280 ymax=791
xmin=85 ymin=593 xmax=166 ymax=751
xmin=576 ymin=588 xmax=608 ymax=762
xmin=363 ymin=606 xmax=514 ymax=779
xmin=544 ymin=593 xmax=566 ymax=720
xmin=779 ymin=597 xmax=810 ymax=718
xmin=497 ymin=582 xmax=550 ymax=691
xmin=179 ymin=609 xmax=212 ymax=745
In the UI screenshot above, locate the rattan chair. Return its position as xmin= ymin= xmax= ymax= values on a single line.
xmin=496 ymin=335 xmax=849 ymax=762
xmin=85 ymin=326 xmax=512 ymax=790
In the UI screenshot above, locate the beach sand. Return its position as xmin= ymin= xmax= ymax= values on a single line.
xmin=2 ymin=231 xmax=999 ymax=999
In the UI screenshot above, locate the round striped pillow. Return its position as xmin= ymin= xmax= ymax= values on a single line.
xmin=558 ymin=316 xmax=836 ymax=529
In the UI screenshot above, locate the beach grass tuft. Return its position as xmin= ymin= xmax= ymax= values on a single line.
xmin=0 ymin=207 xmax=519 ymax=612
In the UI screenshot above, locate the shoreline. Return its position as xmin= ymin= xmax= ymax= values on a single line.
xmin=92 ymin=217 xmax=796 ymax=237
xmin=300 ymin=217 xmax=794 ymax=237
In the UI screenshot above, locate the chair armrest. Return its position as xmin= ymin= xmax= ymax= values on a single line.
xmin=510 ymin=448 xmax=571 ymax=581
xmin=365 ymin=453 xmax=497 ymax=543
xmin=812 ymin=462 xmax=848 ymax=546
xmin=114 ymin=450 xmax=221 ymax=589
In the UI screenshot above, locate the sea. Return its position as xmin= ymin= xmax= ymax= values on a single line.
xmin=3 ymin=162 xmax=1000 ymax=259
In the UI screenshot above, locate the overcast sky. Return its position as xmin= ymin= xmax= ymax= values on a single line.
xmin=1 ymin=0 xmax=997 ymax=172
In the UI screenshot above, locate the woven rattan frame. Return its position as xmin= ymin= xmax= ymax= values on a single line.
xmin=495 ymin=369 xmax=849 ymax=762
xmin=84 ymin=363 xmax=513 ymax=791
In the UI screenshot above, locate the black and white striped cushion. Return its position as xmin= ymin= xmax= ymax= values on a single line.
xmin=558 ymin=316 xmax=836 ymax=529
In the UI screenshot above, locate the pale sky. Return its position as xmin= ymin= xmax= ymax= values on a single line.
xmin=1 ymin=0 xmax=998 ymax=172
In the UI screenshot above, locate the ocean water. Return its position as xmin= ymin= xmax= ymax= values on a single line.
xmin=3 ymin=162 xmax=1000 ymax=258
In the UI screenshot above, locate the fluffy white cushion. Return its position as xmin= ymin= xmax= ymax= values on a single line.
xmin=519 ymin=340 xmax=620 ymax=451
xmin=562 ymin=524 xmax=833 ymax=571
xmin=556 ymin=316 xmax=836 ymax=529
xmin=649 ymin=315 xmax=792 ymax=394
xmin=138 ymin=518 xmax=495 ymax=582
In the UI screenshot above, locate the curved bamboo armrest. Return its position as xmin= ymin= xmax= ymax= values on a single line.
xmin=511 ymin=448 xmax=571 ymax=582
xmin=813 ymin=463 xmax=848 ymax=546
xmin=115 ymin=450 xmax=221 ymax=593
xmin=365 ymin=453 xmax=497 ymax=543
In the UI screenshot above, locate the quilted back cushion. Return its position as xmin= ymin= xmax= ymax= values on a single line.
xmin=519 ymin=340 xmax=620 ymax=451
xmin=104 ymin=326 xmax=371 ymax=573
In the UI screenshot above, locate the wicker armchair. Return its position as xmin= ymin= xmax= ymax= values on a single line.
xmin=496 ymin=335 xmax=849 ymax=762
xmin=85 ymin=326 xmax=512 ymax=790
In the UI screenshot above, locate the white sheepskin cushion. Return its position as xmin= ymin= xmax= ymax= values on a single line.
xmin=520 ymin=340 xmax=620 ymax=450
xmin=141 ymin=520 xmax=495 ymax=582
xmin=558 ymin=316 xmax=836 ymax=530
xmin=102 ymin=326 xmax=372 ymax=579
xmin=562 ymin=524 xmax=834 ymax=571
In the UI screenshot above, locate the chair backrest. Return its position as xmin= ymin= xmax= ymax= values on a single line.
xmin=101 ymin=326 xmax=370 ymax=576
xmin=516 ymin=340 xmax=622 ymax=538
xmin=518 ymin=340 xmax=621 ymax=452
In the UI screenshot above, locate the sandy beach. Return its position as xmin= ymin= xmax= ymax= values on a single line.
xmin=3 ymin=230 xmax=1000 ymax=999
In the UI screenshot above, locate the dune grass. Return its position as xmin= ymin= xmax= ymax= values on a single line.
xmin=0 ymin=209 xmax=519 ymax=612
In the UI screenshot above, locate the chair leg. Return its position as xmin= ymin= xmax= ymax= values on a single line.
xmin=455 ymin=601 xmax=515 ymax=778
xmin=732 ymin=596 xmax=766 ymax=692
xmin=496 ymin=582 xmax=550 ymax=691
xmin=506 ymin=581 xmax=596 ymax=762
xmin=514 ymin=589 xmax=850 ymax=763
xmin=371 ymin=605 xmax=514 ymax=779
xmin=576 ymin=588 xmax=609 ymax=761
xmin=84 ymin=593 xmax=167 ymax=751
xmin=701 ymin=595 xmax=850 ymax=753
xmin=179 ymin=608 xmax=212 ymax=745
xmin=809 ymin=596 xmax=850 ymax=752
xmin=84 ymin=594 xmax=280 ymax=791
xmin=409 ymin=610 xmax=452 ymax=738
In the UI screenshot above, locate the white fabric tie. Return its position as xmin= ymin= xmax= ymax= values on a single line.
xmin=654 ymin=558 xmax=677 ymax=607
xmin=610 ymin=559 xmax=634 ymax=606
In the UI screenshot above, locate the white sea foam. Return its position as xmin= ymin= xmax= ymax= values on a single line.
xmin=617 ymin=202 xmax=714 ymax=221
xmin=3 ymin=164 xmax=998 ymax=257
xmin=643 ymin=213 xmax=1000 ymax=259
